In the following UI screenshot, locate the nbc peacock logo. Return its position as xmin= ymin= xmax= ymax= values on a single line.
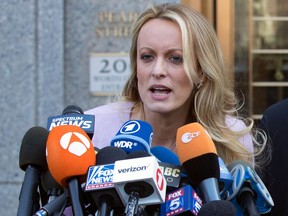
xmin=59 ymin=131 xmax=91 ymax=156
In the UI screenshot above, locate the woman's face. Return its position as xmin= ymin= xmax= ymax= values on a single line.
xmin=136 ymin=18 xmax=194 ymax=114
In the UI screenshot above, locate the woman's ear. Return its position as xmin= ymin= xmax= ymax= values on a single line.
xmin=196 ymin=73 xmax=205 ymax=89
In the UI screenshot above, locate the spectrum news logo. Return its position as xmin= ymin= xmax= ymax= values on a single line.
xmin=47 ymin=114 xmax=94 ymax=131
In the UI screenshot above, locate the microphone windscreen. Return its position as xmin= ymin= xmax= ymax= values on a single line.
xmin=62 ymin=105 xmax=84 ymax=115
xmin=227 ymin=159 xmax=274 ymax=214
xmin=85 ymin=146 xmax=127 ymax=210
xmin=110 ymin=120 xmax=153 ymax=154
xmin=19 ymin=126 xmax=49 ymax=171
xmin=198 ymin=200 xmax=236 ymax=216
xmin=46 ymin=125 xmax=95 ymax=187
xmin=41 ymin=170 xmax=63 ymax=192
xmin=150 ymin=146 xmax=180 ymax=165
xmin=176 ymin=123 xmax=217 ymax=163
xmin=96 ymin=146 xmax=127 ymax=165
xmin=126 ymin=150 xmax=151 ymax=159
xmin=151 ymin=146 xmax=182 ymax=189
xmin=176 ymin=123 xmax=220 ymax=185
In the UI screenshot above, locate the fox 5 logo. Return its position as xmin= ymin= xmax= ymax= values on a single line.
xmin=166 ymin=189 xmax=184 ymax=212
xmin=168 ymin=197 xmax=184 ymax=212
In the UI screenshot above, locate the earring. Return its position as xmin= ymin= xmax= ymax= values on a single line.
xmin=197 ymin=82 xmax=203 ymax=90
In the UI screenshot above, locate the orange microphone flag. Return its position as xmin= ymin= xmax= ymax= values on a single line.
xmin=46 ymin=125 xmax=96 ymax=187
xmin=176 ymin=122 xmax=217 ymax=164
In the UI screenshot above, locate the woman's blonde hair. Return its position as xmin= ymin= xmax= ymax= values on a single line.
xmin=121 ymin=3 xmax=267 ymax=166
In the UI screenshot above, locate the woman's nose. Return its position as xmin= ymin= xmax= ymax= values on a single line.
xmin=151 ymin=58 xmax=167 ymax=78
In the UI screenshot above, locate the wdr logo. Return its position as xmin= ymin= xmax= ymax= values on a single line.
xmin=113 ymin=140 xmax=137 ymax=149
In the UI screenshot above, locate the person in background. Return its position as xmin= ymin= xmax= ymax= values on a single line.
xmin=258 ymin=98 xmax=288 ymax=216
xmin=86 ymin=3 xmax=267 ymax=167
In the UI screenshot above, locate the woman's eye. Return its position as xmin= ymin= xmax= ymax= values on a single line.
xmin=140 ymin=54 xmax=153 ymax=62
xmin=170 ymin=56 xmax=183 ymax=64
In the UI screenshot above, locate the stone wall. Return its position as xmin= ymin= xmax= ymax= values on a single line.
xmin=0 ymin=0 xmax=179 ymax=215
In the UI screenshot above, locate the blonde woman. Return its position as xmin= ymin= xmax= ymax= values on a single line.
xmin=86 ymin=3 xmax=266 ymax=167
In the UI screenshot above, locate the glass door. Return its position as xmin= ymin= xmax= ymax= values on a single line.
xmin=250 ymin=0 xmax=288 ymax=120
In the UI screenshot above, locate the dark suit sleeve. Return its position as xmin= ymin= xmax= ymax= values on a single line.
xmin=257 ymin=98 xmax=288 ymax=216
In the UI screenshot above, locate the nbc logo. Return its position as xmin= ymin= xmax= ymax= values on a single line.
xmin=60 ymin=132 xmax=91 ymax=156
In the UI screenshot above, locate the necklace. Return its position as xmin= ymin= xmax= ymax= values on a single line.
xmin=169 ymin=143 xmax=176 ymax=150
xmin=137 ymin=104 xmax=177 ymax=151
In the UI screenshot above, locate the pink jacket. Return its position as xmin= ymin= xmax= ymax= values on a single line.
xmin=85 ymin=101 xmax=254 ymax=154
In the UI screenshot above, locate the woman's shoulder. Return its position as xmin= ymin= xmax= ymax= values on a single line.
xmin=225 ymin=115 xmax=254 ymax=154
xmin=84 ymin=101 xmax=134 ymax=149
xmin=225 ymin=115 xmax=247 ymax=132
xmin=85 ymin=101 xmax=134 ymax=115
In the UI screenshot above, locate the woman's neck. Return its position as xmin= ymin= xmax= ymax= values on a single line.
xmin=130 ymin=103 xmax=196 ymax=152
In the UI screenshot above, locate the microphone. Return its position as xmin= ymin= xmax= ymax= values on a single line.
xmin=218 ymin=157 xmax=234 ymax=199
xmin=47 ymin=105 xmax=95 ymax=140
xmin=150 ymin=146 xmax=182 ymax=189
xmin=33 ymin=190 xmax=69 ymax=216
xmin=226 ymin=160 xmax=274 ymax=215
xmin=197 ymin=200 xmax=237 ymax=216
xmin=160 ymin=184 xmax=204 ymax=216
xmin=150 ymin=146 xmax=181 ymax=165
xmin=151 ymin=146 xmax=233 ymax=196
xmin=46 ymin=125 xmax=96 ymax=216
xmin=41 ymin=169 xmax=63 ymax=203
xmin=84 ymin=146 xmax=127 ymax=216
xmin=151 ymin=147 xmax=204 ymax=215
xmin=144 ymin=146 xmax=181 ymax=215
xmin=17 ymin=126 xmax=49 ymax=216
xmin=176 ymin=122 xmax=221 ymax=202
xmin=110 ymin=120 xmax=153 ymax=154
xmin=113 ymin=151 xmax=167 ymax=215
xmin=33 ymin=170 xmax=65 ymax=216
xmin=62 ymin=104 xmax=84 ymax=115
